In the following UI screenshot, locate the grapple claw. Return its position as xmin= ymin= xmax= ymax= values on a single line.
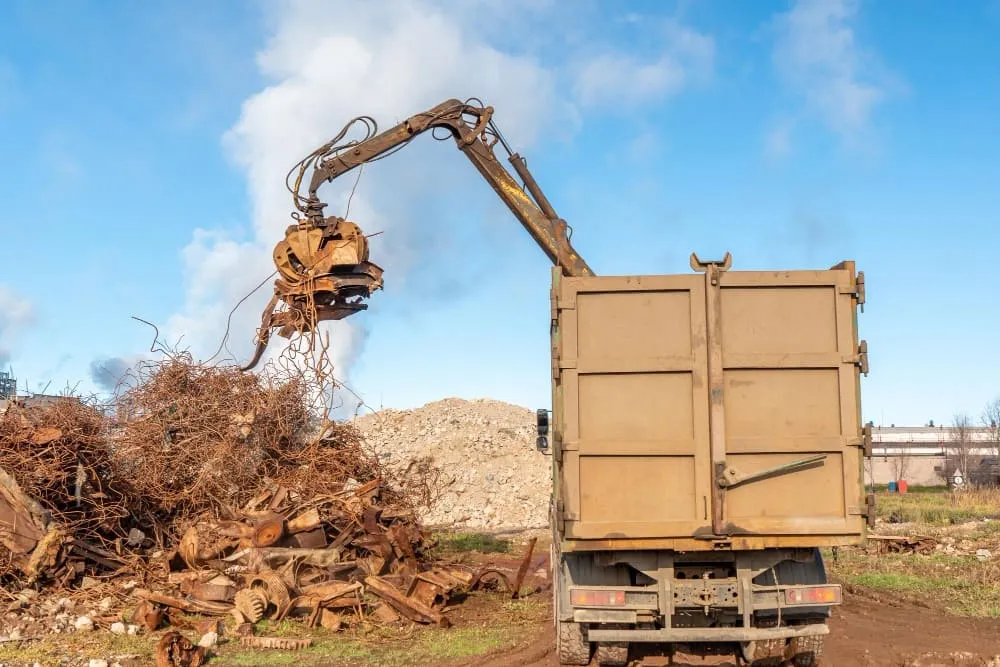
xmin=241 ymin=215 xmax=383 ymax=371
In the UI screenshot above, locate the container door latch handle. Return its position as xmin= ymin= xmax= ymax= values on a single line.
xmin=717 ymin=455 xmax=828 ymax=489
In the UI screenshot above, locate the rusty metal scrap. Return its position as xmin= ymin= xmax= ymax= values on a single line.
xmin=251 ymin=512 xmax=286 ymax=547
xmin=179 ymin=574 xmax=237 ymax=603
xmin=0 ymin=354 xmax=551 ymax=649
xmin=234 ymin=589 xmax=268 ymax=624
xmin=0 ymin=463 xmax=60 ymax=576
xmin=511 ymin=536 xmax=538 ymax=599
xmin=406 ymin=567 xmax=476 ymax=610
xmin=247 ymin=570 xmax=292 ymax=614
xmin=469 ymin=567 xmax=513 ymax=593
xmin=365 ymin=575 xmax=451 ymax=627
xmin=868 ymin=534 xmax=938 ymax=555
xmin=286 ymin=507 xmax=321 ymax=534
xmin=240 ymin=636 xmax=313 ymax=651
xmin=132 ymin=600 xmax=166 ymax=633
xmin=135 ymin=589 xmax=233 ymax=616
xmin=156 ymin=631 xmax=206 ymax=667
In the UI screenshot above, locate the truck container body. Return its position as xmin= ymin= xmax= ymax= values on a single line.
xmin=545 ymin=254 xmax=870 ymax=666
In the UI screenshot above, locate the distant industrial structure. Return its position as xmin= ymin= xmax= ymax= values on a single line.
xmin=0 ymin=370 xmax=15 ymax=400
xmin=0 ymin=370 xmax=84 ymax=414
xmin=868 ymin=424 xmax=998 ymax=486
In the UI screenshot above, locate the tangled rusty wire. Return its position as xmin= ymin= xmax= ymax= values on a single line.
xmin=108 ymin=352 xmax=388 ymax=538
xmin=0 ymin=397 xmax=131 ymax=541
xmin=0 ymin=351 xmax=395 ymax=569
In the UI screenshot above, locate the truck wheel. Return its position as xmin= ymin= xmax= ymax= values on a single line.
xmin=595 ymin=642 xmax=628 ymax=665
xmin=749 ymin=638 xmax=786 ymax=666
xmin=558 ymin=620 xmax=591 ymax=665
xmin=788 ymin=635 xmax=825 ymax=666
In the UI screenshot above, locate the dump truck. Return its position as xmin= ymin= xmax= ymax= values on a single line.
xmin=543 ymin=254 xmax=869 ymax=665
xmin=247 ymin=98 xmax=871 ymax=665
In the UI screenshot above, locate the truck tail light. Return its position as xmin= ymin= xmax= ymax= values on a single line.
xmin=784 ymin=585 xmax=842 ymax=606
xmin=570 ymin=589 xmax=626 ymax=607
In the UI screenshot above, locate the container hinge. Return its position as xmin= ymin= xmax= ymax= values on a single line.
xmin=850 ymin=493 xmax=877 ymax=528
xmin=844 ymin=340 xmax=869 ymax=376
xmin=859 ymin=422 xmax=873 ymax=457
xmin=555 ymin=499 xmax=566 ymax=533
xmin=854 ymin=271 xmax=865 ymax=313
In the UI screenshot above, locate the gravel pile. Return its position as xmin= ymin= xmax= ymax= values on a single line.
xmin=352 ymin=398 xmax=550 ymax=532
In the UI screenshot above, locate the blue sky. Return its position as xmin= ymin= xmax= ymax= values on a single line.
xmin=1 ymin=0 xmax=998 ymax=427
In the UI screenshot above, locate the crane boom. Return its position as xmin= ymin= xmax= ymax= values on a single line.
xmin=305 ymin=98 xmax=592 ymax=276
xmin=243 ymin=98 xmax=592 ymax=370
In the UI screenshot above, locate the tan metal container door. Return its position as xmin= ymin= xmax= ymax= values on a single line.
xmin=552 ymin=273 xmax=715 ymax=540
xmin=714 ymin=266 xmax=867 ymax=536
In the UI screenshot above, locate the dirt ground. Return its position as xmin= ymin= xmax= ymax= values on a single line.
xmin=4 ymin=540 xmax=1000 ymax=667
xmin=462 ymin=588 xmax=1000 ymax=667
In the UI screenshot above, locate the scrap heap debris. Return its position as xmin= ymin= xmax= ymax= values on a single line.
xmin=868 ymin=534 xmax=939 ymax=555
xmin=0 ymin=356 xmax=542 ymax=663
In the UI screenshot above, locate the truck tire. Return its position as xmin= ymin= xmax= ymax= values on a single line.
xmin=558 ymin=620 xmax=591 ymax=665
xmin=595 ymin=642 xmax=628 ymax=665
xmin=788 ymin=635 xmax=824 ymax=666
xmin=749 ymin=638 xmax=786 ymax=666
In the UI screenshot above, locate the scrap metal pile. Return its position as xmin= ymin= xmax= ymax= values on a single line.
xmin=0 ymin=357 xmax=538 ymax=662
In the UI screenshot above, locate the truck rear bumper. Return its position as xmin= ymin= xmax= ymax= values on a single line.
xmin=586 ymin=622 xmax=829 ymax=644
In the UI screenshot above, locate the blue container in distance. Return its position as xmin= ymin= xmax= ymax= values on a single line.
xmin=887 ymin=481 xmax=898 ymax=493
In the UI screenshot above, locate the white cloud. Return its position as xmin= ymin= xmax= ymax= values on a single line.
xmin=573 ymin=21 xmax=714 ymax=109
xmin=165 ymin=0 xmax=565 ymax=381
xmin=0 ymin=285 xmax=35 ymax=367
xmin=771 ymin=0 xmax=894 ymax=139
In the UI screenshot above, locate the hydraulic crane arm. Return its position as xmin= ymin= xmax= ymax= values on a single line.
xmin=303 ymin=98 xmax=592 ymax=277
xmin=243 ymin=98 xmax=592 ymax=370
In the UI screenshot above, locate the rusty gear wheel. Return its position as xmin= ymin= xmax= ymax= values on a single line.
xmin=239 ymin=636 xmax=313 ymax=650
xmin=234 ymin=588 xmax=268 ymax=624
xmin=248 ymin=571 xmax=292 ymax=617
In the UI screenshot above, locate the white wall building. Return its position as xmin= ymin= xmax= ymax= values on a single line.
xmin=868 ymin=425 xmax=998 ymax=486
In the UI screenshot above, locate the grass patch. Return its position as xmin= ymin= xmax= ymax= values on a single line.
xmin=872 ymin=484 xmax=948 ymax=494
xmin=848 ymin=571 xmax=949 ymax=592
xmin=875 ymin=488 xmax=1000 ymax=525
xmin=432 ymin=531 xmax=511 ymax=555
xmin=0 ymin=594 xmax=548 ymax=667
xmin=0 ymin=632 xmax=153 ymax=666
xmin=829 ymin=548 xmax=1000 ymax=617
xmin=215 ymin=594 xmax=546 ymax=667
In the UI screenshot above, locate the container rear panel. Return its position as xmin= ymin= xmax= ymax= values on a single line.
xmin=551 ymin=263 xmax=867 ymax=548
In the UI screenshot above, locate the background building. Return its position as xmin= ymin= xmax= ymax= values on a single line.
xmin=868 ymin=424 xmax=998 ymax=486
